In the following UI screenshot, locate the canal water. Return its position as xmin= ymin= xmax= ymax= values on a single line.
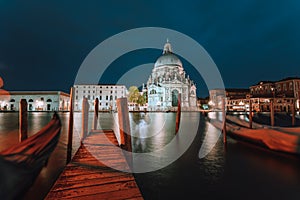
xmin=1 ymin=112 xmax=300 ymax=199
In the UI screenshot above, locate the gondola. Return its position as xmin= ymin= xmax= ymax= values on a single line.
xmin=209 ymin=115 xmax=300 ymax=155
xmin=0 ymin=113 xmax=61 ymax=200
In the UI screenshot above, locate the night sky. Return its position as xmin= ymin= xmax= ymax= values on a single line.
xmin=0 ymin=0 xmax=300 ymax=97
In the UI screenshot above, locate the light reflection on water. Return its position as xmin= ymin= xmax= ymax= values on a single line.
xmin=130 ymin=112 xmax=176 ymax=153
xmin=1 ymin=111 xmax=300 ymax=199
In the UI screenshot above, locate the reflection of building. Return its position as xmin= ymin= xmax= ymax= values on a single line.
xmin=74 ymin=84 xmax=127 ymax=111
xmin=146 ymin=41 xmax=197 ymax=111
xmin=0 ymin=91 xmax=70 ymax=111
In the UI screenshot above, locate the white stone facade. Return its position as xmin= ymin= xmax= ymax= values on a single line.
xmin=146 ymin=41 xmax=197 ymax=111
xmin=74 ymin=84 xmax=127 ymax=111
xmin=0 ymin=91 xmax=70 ymax=111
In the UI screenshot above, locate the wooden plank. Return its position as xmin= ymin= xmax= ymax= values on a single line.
xmin=48 ymin=181 xmax=142 ymax=199
xmin=45 ymin=130 xmax=143 ymax=200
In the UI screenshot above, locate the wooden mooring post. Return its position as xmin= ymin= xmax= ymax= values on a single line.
xmin=92 ymin=98 xmax=99 ymax=130
xmin=292 ymin=99 xmax=295 ymax=126
xmin=249 ymin=99 xmax=253 ymax=129
xmin=116 ymin=98 xmax=132 ymax=152
xmin=222 ymin=97 xmax=227 ymax=143
xmin=81 ymin=97 xmax=89 ymax=141
xmin=19 ymin=99 xmax=28 ymax=142
xmin=270 ymin=100 xmax=275 ymax=127
xmin=175 ymin=93 xmax=181 ymax=134
xmin=66 ymin=87 xmax=74 ymax=164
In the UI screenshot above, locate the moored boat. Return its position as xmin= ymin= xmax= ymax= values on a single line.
xmin=0 ymin=113 xmax=61 ymax=199
xmin=209 ymin=114 xmax=300 ymax=155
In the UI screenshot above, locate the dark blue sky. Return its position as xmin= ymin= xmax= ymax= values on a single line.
xmin=0 ymin=0 xmax=300 ymax=97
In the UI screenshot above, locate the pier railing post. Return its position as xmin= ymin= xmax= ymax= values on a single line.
xmin=116 ymin=98 xmax=132 ymax=152
xmin=67 ymin=87 xmax=74 ymax=164
xmin=81 ymin=97 xmax=89 ymax=141
xmin=222 ymin=97 xmax=227 ymax=143
xmin=92 ymin=98 xmax=99 ymax=130
xmin=175 ymin=93 xmax=181 ymax=134
xmin=19 ymin=99 xmax=28 ymax=142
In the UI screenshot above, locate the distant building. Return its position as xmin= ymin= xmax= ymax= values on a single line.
xmin=209 ymin=88 xmax=250 ymax=111
xmin=197 ymin=97 xmax=209 ymax=109
xmin=146 ymin=41 xmax=197 ymax=111
xmin=225 ymin=88 xmax=250 ymax=111
xmin=209 ymin=77 xmax=300 ymax=112
xmin=74 ymin=84 xmax=127 ymax=111
xmin=208 ymin=89 xmax=226 ymax=110
xmin=0 ymin=91 xmax=70 ymax=111
xmin=249 ymin=77 xmax=300 ymax=112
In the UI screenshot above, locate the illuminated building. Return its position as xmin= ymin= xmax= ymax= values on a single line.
xmin=209 ymin=77 xmax=300 ymax=112
xmin=73 ymin=84 xmax=127 ymax=111
xmin=146 ymin=41 xmax=197 ymax=111
xmin=250 ymin=77 xmax=300 ymax=112
xmin=0 ymin=91 xmax=70 ymax=111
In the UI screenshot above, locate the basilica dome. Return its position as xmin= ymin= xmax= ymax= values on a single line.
xmin=154 ymin=41 xmax=183 ymax=68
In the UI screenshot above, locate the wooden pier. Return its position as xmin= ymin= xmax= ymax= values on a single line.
xmin=45 ymin=130 xmax=143 ymax=200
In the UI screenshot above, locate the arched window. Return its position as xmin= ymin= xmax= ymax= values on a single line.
xmin=150 ymin=89 xmax=156 ymax=94
xmin=10 ymin=99 xmax=15 ymax=102
xmin=28 ymin=99 xmax=34 ymax=102
xmin=172 ymin=90 xmax=179 ymax=106
xmin=46 ymin=99 xmax=52 ymax=102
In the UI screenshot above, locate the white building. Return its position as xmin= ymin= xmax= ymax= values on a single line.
xmin=0 ymin=91 xmax=70 ymax=111
xmin=74 ymin=84 xmax=127 ymax=111
xmin=146 ymin=41 xmax=197 ymax=111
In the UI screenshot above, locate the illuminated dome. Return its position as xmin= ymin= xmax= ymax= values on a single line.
xmin=154 ymin=41 xmax=182 ymax=68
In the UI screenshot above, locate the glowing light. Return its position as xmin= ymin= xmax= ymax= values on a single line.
xmin=208 ymin=100 xmax=215 ymax=106
xmin=0 ymin=100 xmax=7 ymax=107
xmin=36 ymin=100 xmax=44 ymax=107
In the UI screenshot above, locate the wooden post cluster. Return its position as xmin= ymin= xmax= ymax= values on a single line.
xmin=222 ymin=97 xmax=227 ymax=143
xmin=175 ymin=93 xmax=181 ymax=134
xmin=19 ymin=99 xmax=28 ymax=142
xmin=81 ymin=97 xmax=89 ymax=141
xmin=116 ymin=98 xmax=132 ymax=152
xmin=92 ymin=98 xmax=99 ymax=130
xmin=67 ymin=87 xmax=74 ymax=164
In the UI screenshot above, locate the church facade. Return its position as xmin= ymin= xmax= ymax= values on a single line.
xmin=146 ymin=41 xmax=197 ymax=111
